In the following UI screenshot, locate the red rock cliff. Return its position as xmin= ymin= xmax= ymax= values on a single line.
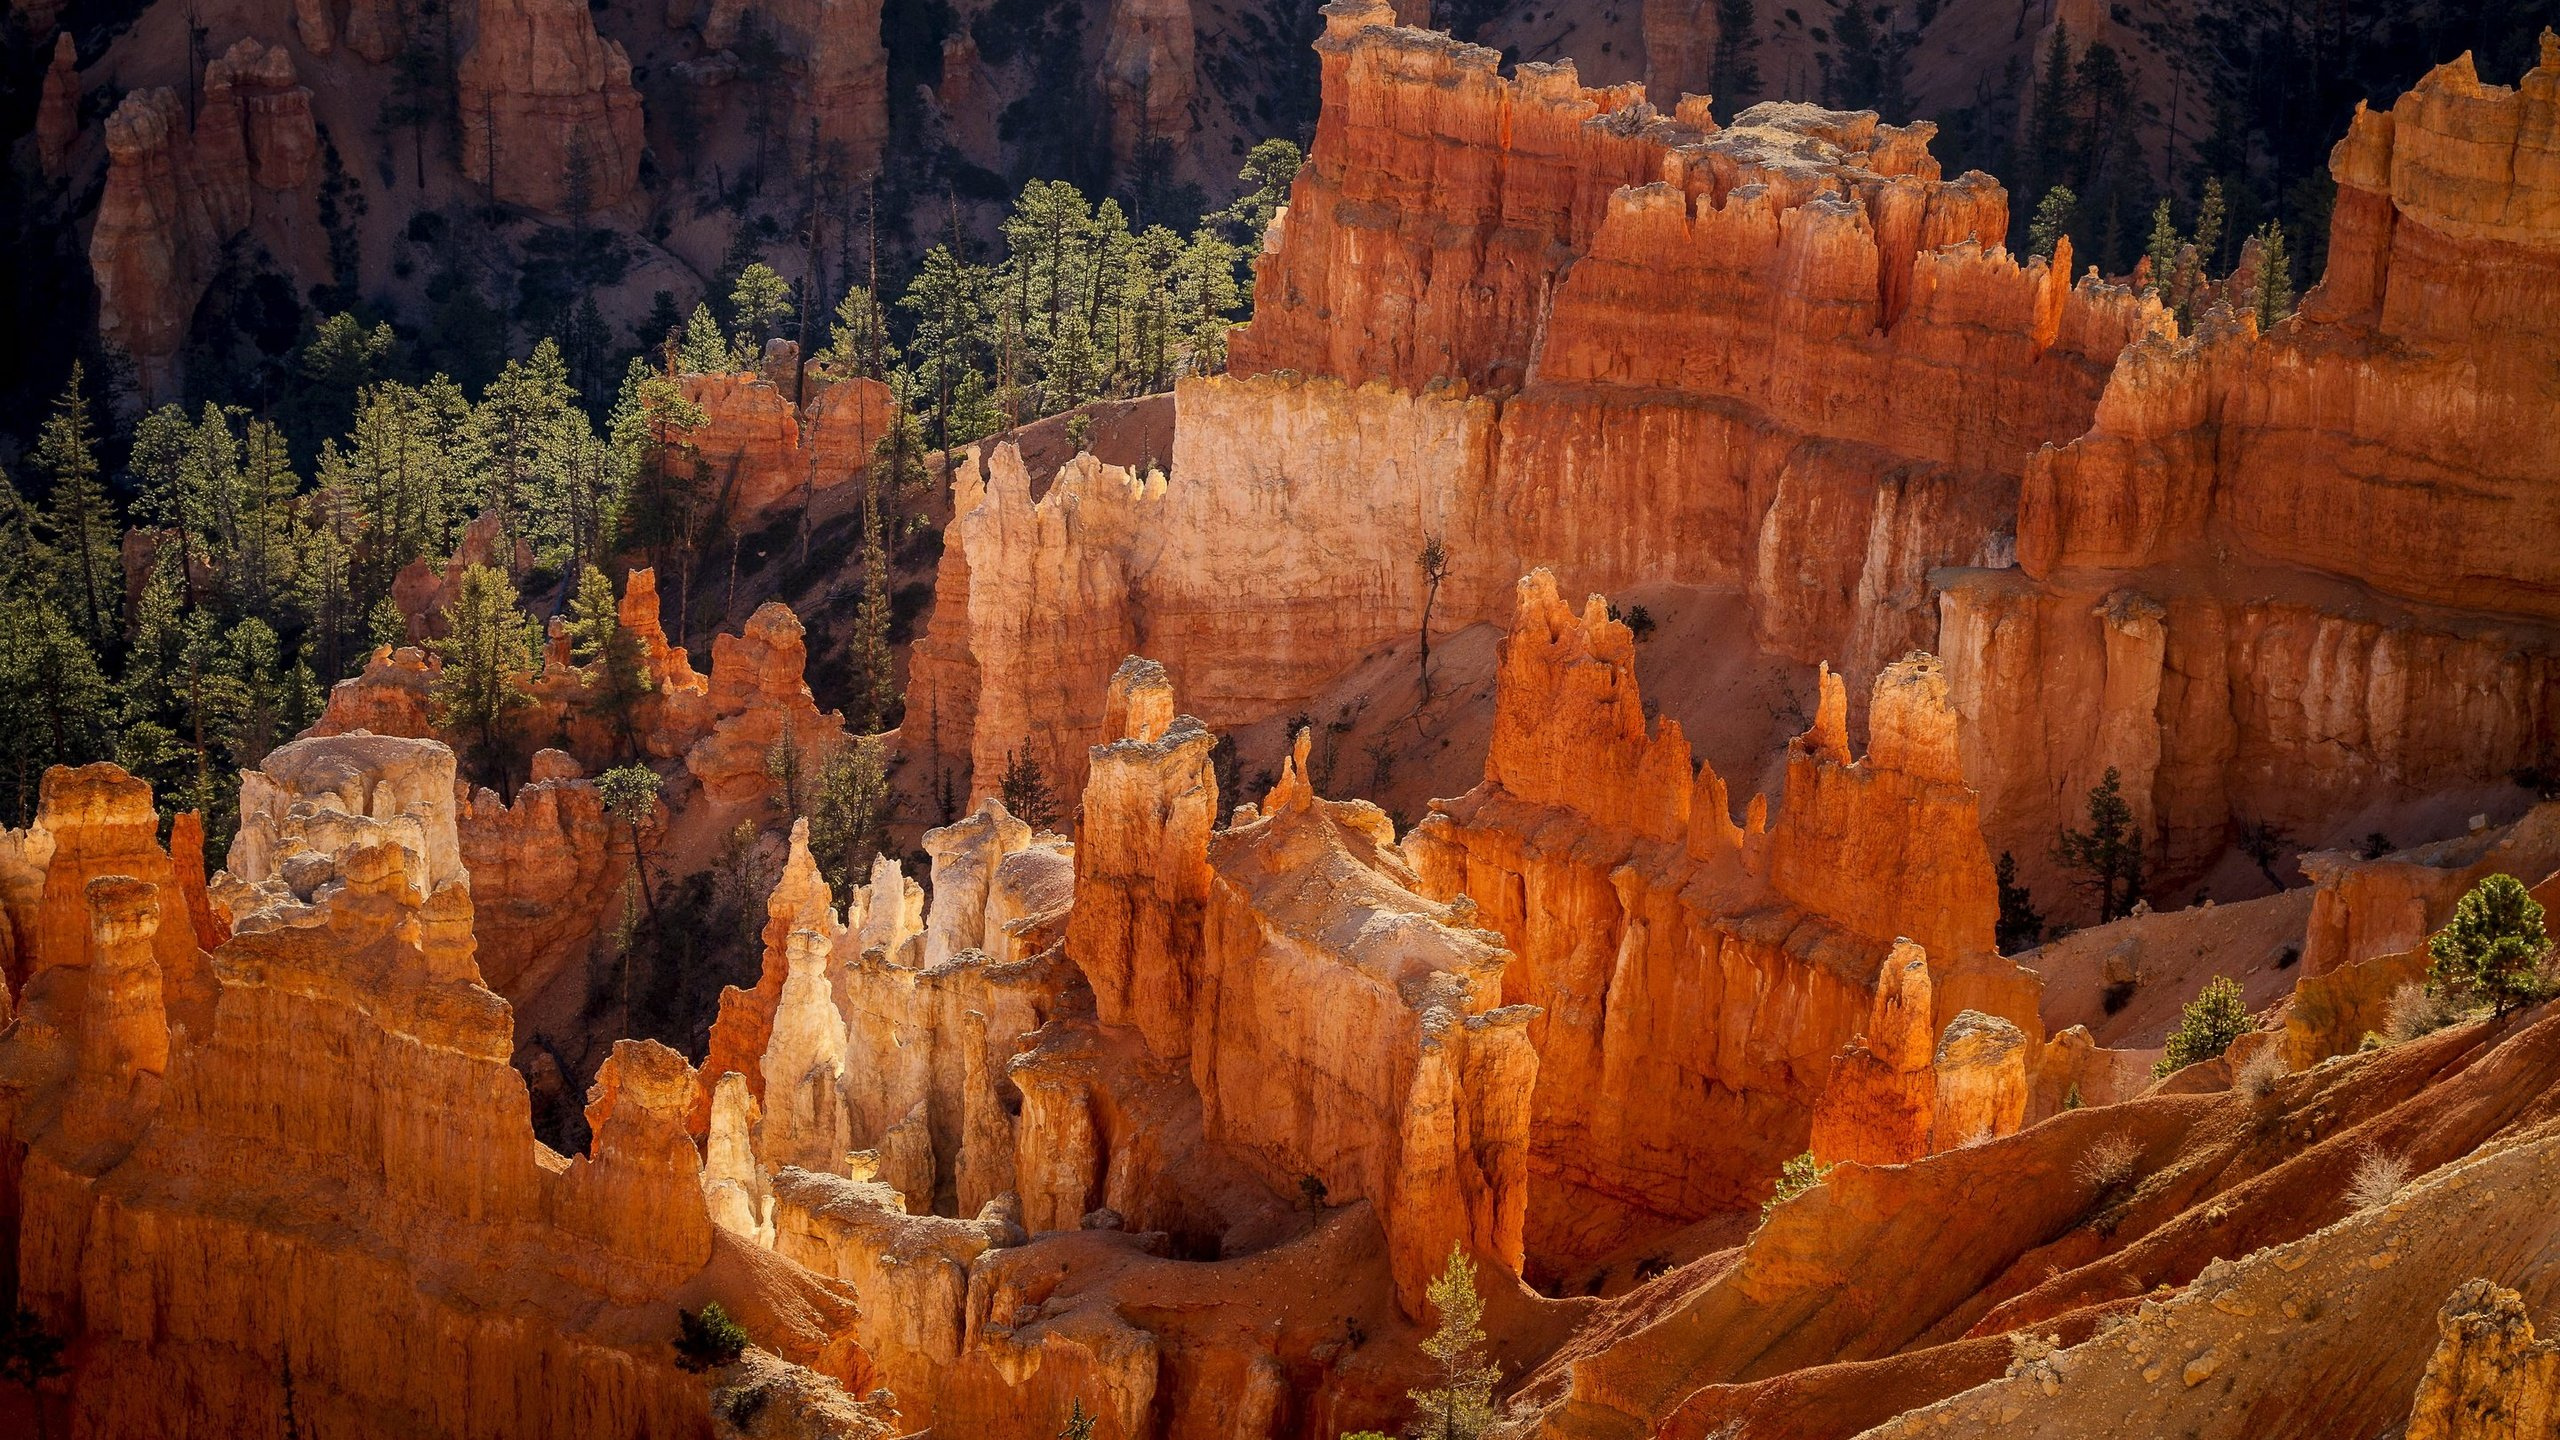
xmin=457 ymin=0 xmax=646 ymax=214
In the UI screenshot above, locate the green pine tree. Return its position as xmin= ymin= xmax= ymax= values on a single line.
xmin=1407 ymin=1248 xmax=1499 ymax=1440
xmin=430 ymin=564 xmax=540 ymax=791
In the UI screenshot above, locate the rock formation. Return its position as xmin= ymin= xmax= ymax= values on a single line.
xmin=1402 ymin=572 xmax=2045 ymax=1280
xmin=0 ymin=748 xmax=864 ymax=1440
xmin=2405 ymin=1279 xmax=2560 ymax=1440
xmin=1099 ymin=0 xmax=1195 ymax=163
xmin=677 ymin=364 xmax=898 ymax=527
xmin=36 ymin=33 xmax=75 ymax=179
xmin=670 ymin=0 xmax=887 ymax=176
xmin=915 ymin=4 xmax=2560 ymax=929
xmin=89 ymin=39 xmax=318 ymax=401
xmin=1942 ymin=38 xmax=2560 ymax=908
xmin=456 ymin=0 xmax=646 ymax=214
xmin=912 ymin=1 xmax=2145 ymax=812
xmin=688 ymin=602 xmax=850 ymax=806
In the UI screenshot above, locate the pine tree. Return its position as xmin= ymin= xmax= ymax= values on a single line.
xmin=430 ymin=564 xmax=539 ymax=791
xmin=678 ymin=302 xmax=738 ymax=375
xmin=2154 ymin=975 xmax=2250 ymax=1076
xmin=2250 ymin=220 xmax=2293 ymax=329
xmin=2427 ymin=874 xmax=2552 ymax=1019
xmin=809 ymin=733 xmax=890 ymax=896
xmin=1407 ymin=1248 xmax=1499 ymax=1440
xmin=2023 ymin=24 xmax=2077 ymax=216
xmin=598 ymin=763 xmax=665 ymax=927
xmin=2192 ymin=178 xmax=2227 ymax=274
xmin=33 ymin=365 xmax=120 ymax=652
xmin=471 ymin=338 xmax=582 ymax=567
xmin=567 ymin=565 xmax=654 ymax=759
xmin=1000 ymin=749 xmax=1059 ymax=832
xmin=2142 ymin=200 xmax=2180 ymax=297
xmin=850 ymin=455 xmax=899 ymax=733
xmin=2053 ymin=766 xmax=2146 ymax=922
xmin=1710 ymin=0 xmax=1762 ymax=105
xmin=821 ymin=282 xmax=900 ymax=380
xmin=2028 ymin=187 xmax=2078 ymax=262
xmin=728 ymin=262 xmax=795 ymax=357
xmin=1994 ymin=851 xmax=2044 ymax=953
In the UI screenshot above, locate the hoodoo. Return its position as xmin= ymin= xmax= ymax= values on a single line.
xmin=3 ymin=4 xmax=2557 ymax=1440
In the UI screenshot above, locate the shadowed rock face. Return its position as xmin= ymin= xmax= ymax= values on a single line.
xmin=88 ymin=38 xmax=319 ymax=402
xmin=456 ymin=0 xmax=645 ymax=214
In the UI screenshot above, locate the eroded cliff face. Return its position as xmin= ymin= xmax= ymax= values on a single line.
xmin=456 ymin=0 xmax=646 ymax=214
xmin=1944 ymin=40 xmax=2560 ymax=908
xmin=678 ymin=365 xmax=898 ymax=528
xmin=0 ymin=746 xmax=864 ymax=1439
xmin=1400 ymin=571 xmax=2044 ymax=1283
xmin=90 ymin=39 xmax=320 ymax=400
xmin=914 ymin=0 xmax=2146 ymax=814
xmin=1099 ymin=0 xmax=1195 ymax=165
xmin=671 ymin=0 xmax=886 ymax=175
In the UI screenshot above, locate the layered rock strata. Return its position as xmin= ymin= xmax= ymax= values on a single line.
xmin=1402 ymin=572 xmax=2044 ymax=1280
xmin=0 ymin=750 xmax=865 ymax=1439
xmin=1942 ymin=40 xmax=2560 ymax=904
xmin=912 ymin=0 xmax=2145 ymax=812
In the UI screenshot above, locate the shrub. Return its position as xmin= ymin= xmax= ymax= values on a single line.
xmin=2382 ymin=981 xmax=2459 ymax=1044
xmin=2073 ymin=1132 xmax=2142 ymax=1193
xmin=2236 ymin=1045 xmax=2286 ymax=1103
xmin=2345 ymin=1150 xmax=2410 ymax=1211
xmin=2426 ymin=873 xmax=2554 ymax=1018
xmin=2154 ymin=975 xmax=2250 ymax=1076
xmin=2101 ymin=979 xmax=2136 ymax=1016
xmin=673 ymin=1302 xmax=750 ymax=1373
xmin=1760 ymin=1151 xmax=1835 ymax=1221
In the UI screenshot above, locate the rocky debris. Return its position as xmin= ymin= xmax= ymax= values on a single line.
xmin=710 ymin=1347 xmax=901 ymax=1440
xmin=456 ymin=0 xmax=645 ymax=214
xmin=2405 ymin=1279 xmax=2560 ymax=1440
xmin=36 ymin=33 xmax=76 ymax=178
xmin=1099 ymin=0 xmax=1194 ymax=164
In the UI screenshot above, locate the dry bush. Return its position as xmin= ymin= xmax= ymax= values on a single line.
xmin=2383 ymin=982 xmax=2459 ymax=1044
xmin=2075 ymin=1131 xmax=2142 ymax=1192
xmin=2346 ymin=1150 xmax=2411 ymax=1211
xmin=2237 ymin=1045 xmax=2287 ymax=1102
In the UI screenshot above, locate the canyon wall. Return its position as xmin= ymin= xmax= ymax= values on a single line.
xmin=90 ymin=39 xmax=319 ymax=400
xmin=457 ymin=0 xmax=646 ymax=214
xmin=912 ymin=0 xmax=2144 ymax=814
xmin=916 ymin=5 xmax=2560 ymax=922
xmin=1402 ymin=572 xmax=2042 ymax=1283
xmin=1944 ymin=39 xmax=2560 ymax=905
